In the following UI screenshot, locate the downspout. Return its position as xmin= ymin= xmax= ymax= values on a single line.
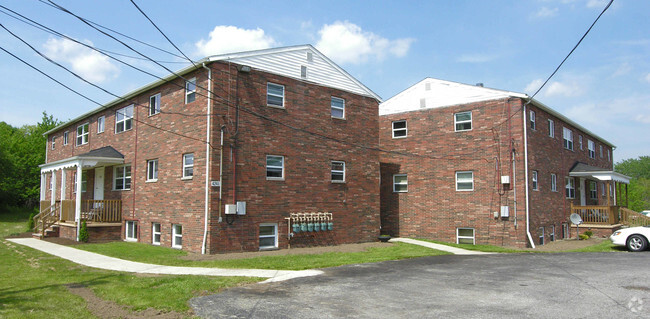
xmin=201 ymin=63 xmax=212 ymax=255
xmin=218 ymin=126 xmax=224 ymax=223
xmin=523 ymin=103 xmax=536 ymax=248
xmin=512 ymin=149 xmax=517 ymax=229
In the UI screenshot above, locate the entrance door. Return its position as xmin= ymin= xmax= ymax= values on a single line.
xmin=94 ymin=167 xmax=104 ymax=201
xmin=579 ymin=178 xmax=586 ymax=206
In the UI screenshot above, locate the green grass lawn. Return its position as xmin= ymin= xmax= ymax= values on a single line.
xmin=420 ymin=238 xmax=623 ymax=253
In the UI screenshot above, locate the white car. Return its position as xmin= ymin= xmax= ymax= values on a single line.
xmin=610 ymin=226 xmax=650 ymax=252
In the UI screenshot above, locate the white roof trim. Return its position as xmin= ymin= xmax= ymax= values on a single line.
xmin=40 ymin=156 xmax=124 ymax=173
xmin=569 ymin=171 xmax=630 ymax=184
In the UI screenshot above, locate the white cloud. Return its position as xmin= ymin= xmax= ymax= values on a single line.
xmin=524 ymin=78 xmax=585 ymax=97
xmin=644 ymin=73 xmax=650 ymax=84
xmin=457 ymin=53 xmax=498 ymax=63
xmin=315 ymin=21 xmax=414 ymax=65
xmin=612 ymin=63 xmax=631 ymax=77
xmin=43 ymin=38 xmax=119 ymax=83
xmin=534 ymin=7 xmax=559 ymax=18
xmin=586 ymin=0 xmax=608 ymax=9
xmin=195 ymin=26 xmax=277 ymax=56
xmin=524 ymin=79 xmax=545 ymax=95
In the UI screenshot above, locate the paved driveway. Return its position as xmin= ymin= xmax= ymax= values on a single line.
xmin=191 ymin=252 xmax=650 ymax=318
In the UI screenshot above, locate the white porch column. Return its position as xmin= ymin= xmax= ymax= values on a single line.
xmin=579 ymin=178 xmax=586 ymax=206
xmin=60 ymin=169 xmax=67 ymax=219
xmin=50 ymin=170 xmax=57 ymax=206
xmin=40 ymin=172 xmax=46 ymax=202
xmin=75 ymin=163 xmax=82 ymax=241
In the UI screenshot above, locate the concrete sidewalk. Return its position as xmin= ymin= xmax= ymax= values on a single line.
xmin=6 ymin=238 xmax=322 ymax=283
xmin=390 ymin=238 xmax=494 ymax=255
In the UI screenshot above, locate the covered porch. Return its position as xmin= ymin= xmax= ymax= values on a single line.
xmin=36 ymin=146 xmax=124 ymax=241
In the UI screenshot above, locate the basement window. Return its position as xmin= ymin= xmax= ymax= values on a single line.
xmin=125 ymin=221 xmax=137 ymax=242
xmin=550 ymin=225 xmax=555 ymax=242
xmin=562 ymin=223 xmax=569 ymax=239
xmin=456 ymin=228 xmax=475 ymax=245
xmin=172 ymin=224 xmax=182 ymax=249
xmin=152 ymin=223 xmax=161 ymax=245
xmin=539 ymin=227 xmax=545 ymax=245
xmin=259 ymin=223 xmax=278 ymax=250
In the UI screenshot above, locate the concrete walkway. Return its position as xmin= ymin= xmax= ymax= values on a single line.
xmin=390 ymin=237 xmax=494 ymax=255
xmin=6 ymin=238 xmax=322 ymax=283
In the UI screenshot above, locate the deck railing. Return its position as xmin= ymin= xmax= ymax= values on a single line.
xmin=570 ymin=204 xmax=619 ymax=225
xmin=34 ymin=201 xmax=60 ymax=237
xmin=39 ymin=199 xmax=122 ymax=224
xmin=620 ymin=207 xmax=650 ymax=227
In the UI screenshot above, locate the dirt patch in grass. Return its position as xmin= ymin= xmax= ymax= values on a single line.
xmin=66 ymin=284 xmax=187 ymax=319
xmin=182 ymin=242 xmax=394 ymax=261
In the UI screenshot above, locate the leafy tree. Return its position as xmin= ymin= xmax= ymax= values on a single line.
xmin=615 ymin=156 xmax=650 ymax=212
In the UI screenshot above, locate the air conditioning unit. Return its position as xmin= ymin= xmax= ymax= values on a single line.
xmin=500 ymin=206 xmax=510 ymax=218
xmin=501 ymin=175 xmax=511 ymax=185
xmin=224 ymin=204 xmax=237 ymax=215
xmin=236 ymin=201 xmax=246 ymax=215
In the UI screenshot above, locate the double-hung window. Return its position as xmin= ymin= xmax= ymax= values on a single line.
xmin=97 ymin=116 xmax=105 ymax=133
xmin=63 ymin=132 xmax=69 ymax=145
xmin=590 ymin=181 xmax=597 ymax=199
xmin=454 ymin=111 xmax=472 ymax=131
xmin=563 ymin=127 xmax=573 ymax=150
xmin=72 ymin=171 xmax=87 ymax=193
xmin=182 ymin=153 xmax=194 ymax=179
xmin=530 ymin=110 xmax=536 ymax=130
xmin=267 ymin=83 xmax=284 ymax=108
xmin=266 ymin=155 xmax=284 ymax=180
xmin=532 ymin=171 xmax=538 ymax=190
xmin=331 ymin=97 xmax=345 ymax=119
xmin=579 ymin=135 xmax=583 ymax=150
xmin=51 ymin=136 xmax=56 ymax=150
xmin=551 ymin=174 xmax=557 ymax=192
xmin=607 ymin=149 xmax=611 ymax=161
xmin=456 ymin=171 xmax=474 ymax=191
xmin=392 ymin=120 xmax=407 ymax=138
xmin=588 ymin=140 xmax=595 ymax=159
xmin=172 ymin=224 xmax=182 ymax=248
xmin=565 ymin=177 xmax=575 ymax=199
xmin=599 ymin=145 xmax=603 ymax=158
xmin=76 ymin=123 xmax=89 ymax=146
xmin=149 ymin=93 xmax=161 ymax=116
xmin=393 ymin=174 xmax=408 ymax=193
xmin=147 ymin=159 xmax=158 ymax=182
xmin=331 ymin=161 xmax=345 ymax=183
xmin=539 ymin=227 xmax=545 ymax=245
xmin=116 ymin=105 xmax=133 ymax=133
xmin=114 ymin=165 xmax=132 ymax=190
xmin=548 ymin=119 xmax=554 ymax=137
xmin=185 ymin=78 xmax=196 ymax=104
xmin=125 ymin=221 xmax=137 ymax=241
xmin=152 ymin=223 xmax=161 ymax=245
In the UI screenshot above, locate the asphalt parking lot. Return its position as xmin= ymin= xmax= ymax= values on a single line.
xmin=191 ymin=252 xmax=650 ymax=318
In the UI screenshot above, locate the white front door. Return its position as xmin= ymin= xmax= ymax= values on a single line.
xmin=94 ymin=167 xmax=104 ymax=201
xmin=579 ymin=178 xmax=586 ymax=206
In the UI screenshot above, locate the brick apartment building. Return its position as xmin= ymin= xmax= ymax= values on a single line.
xmin=379 ymin=78 xmax=629 ymax=248
xmin=39 ymin=45 xmax=382 ymax=253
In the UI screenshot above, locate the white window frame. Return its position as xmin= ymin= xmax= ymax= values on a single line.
xmin=392 ymin=120 xmax=407 ymax=138
xmin=539 ymin=227 xmax=545 ymax=245
xmin=51 ymin=136 xmax=56 ymax=150
xmin=454 ymin=111 xmax=472 ymax=132
xmin=599 ymin=145 xmax=603 ymax=158
xmin=607 ymin=149 xmax=611 ymax=161
xmin=266 ymin=155 xmax=284 ymax=180
xmin=300 ymin=65 xmax=308 ymax=79
xmin=551 ymin=174 xmax=557 ymax=192
xmin=172 ymin=224 xmax=182 ymax=249
xmin=331 ymin=96 xmax=345 ymax=119
xmin=565 ymin=177 xmax=575 ymax=199
xmin=588 ymin=140 xmax=595 ymax=159
xmin=532 ymin=170 xmax=538 ymax=190
xmin=562 ymin=223 xmax=569 ymax=239
xmin=97 ymin=116 xmax=105 ymax=134
xmin=393 ymin=174 xmax=408 ymax=193
xmin=589 ymin=181 xmax=597 ymax=200
xmin=125 ymin=221 xmax=137 ymax=242
xmin=147 ymin=159 xmax=158 ymax=182
xmin=149 ymin=93 xmax=161 ymax=116
xmin=550 ymin=225 xmax=555 ymax=242
xmin=456 ymin=171 xmax=474 ymax=191
xmin=563 ymin=127 xmax=573 ymax=150
xmin=266 ymin=82 xmax=285 ymax=108
xmin=113 ymin=165 xmax=132 ymax=191
xmin=259 ymin=223 xmax=278 ymax=250
xmin=63 ymin=131 xmax=68 ymax=145
xmin=72 ymin=171 xmax=87 ymax=193
xmin=76 ymin=123 xmax=89 ymax=146
xmin=530 ymin=110 xmax=536 ymax=130
xmin=331 ymin=160 xmax=345 ymax=183
xmin=579 ymin=135 xmax=583 ymax=150
xmin=185 ymin=78 xmax=196 ymax=104
xmin=182 ymin=153 xmax=194 ymax=179
xmin=152 ymin=222 xmax=161 ymax=245
xmin=548 ymin=119 xmax=554 ymax=137
xmin=115 ymin=105 xmax=133 ymax=133
xmin=456 ymin=228 xmax=475 ymax=245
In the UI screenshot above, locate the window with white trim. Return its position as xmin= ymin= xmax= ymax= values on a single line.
xmin=551 ymin=174 xmax=557 ymax=192
xmin=456 ymin=171 xmax=474 ymax=191
xmin=588 ymin=140 xmax=595 ymax=159
xmin=565 ymin=177 xmax=575 ymax=199
xmin=152 ymin=222 xmax=161 ymax=245
xmin=579 ymin=135 xmax=583 ymax=150
xmin=562 ymin=223 xmax=569 ymax=239
xmin=539 ymin=227 xmax=545 ymax=245
xmin=266 ymin=155 xmax=284 ymax=180
xmin=590 ymin=181 xmax=597 ymax=199
xmin=548 ymin=119 xmax=554 ymax=137
xmin=76 ymin=123 xmax=89 ymax=146
xmin=454 ymin=111 xmax=472 ymax=131
xmin=147 ymin=159 xmax=158 ymax=182
xmin=331 ymin=161 xmax=345 ymax=183
xmin=392 ymin=120 xmax=407 ymax=138
xmin=532 ymin=170 xmax=538 ymax=190
xmin=331 ymin=97 xmax=345 ymax=119
xmin=149 ymin=93 xmax=161 ymax=116
xmin=172 ymin=224 xmax=182 ymax=249
xmin=72 ymin=171 xmax=87 ymax=193
xmin=63 ymin=131 xmax=69 ymax=145
xmin=114 ymin=165 xmax=131 ymax=190
xmin=300 ymin=65 xmax=307 ymax=79
xmin=182 ymin=153 xmax=194 ymax=179
xmin=125 ymin=221 xmax=137 ymax=241
xmin=393 ymin=174 xmax=408 ymax=193
xmin=115 ymin=105 xmax=133 ymax=133
xmin=267 ymin=83 xmax=284 ymax=108
xmin=530 ymin=110 xmax=536 ymax=130
xmin=607 ymin=149 xmax=611 ymax=161
xmin=97 ymin=116 xmax=105 ymax=133
xmin=185 ymin=78 xmax=196 ymax=104
xmin=563 ymin=127 xmax=573 ymax=150
xmin=51 ymin=136 xmax=56 ymax=150
xmin=550 ymin=225 xmax=555 ymax=241
xmin=259 ymin=223 xmax=278 ymax=250
xmin=599 ymin=145 xmax=603 ymax=158
xmin=457 ymin=228 xmax=475 ymax=245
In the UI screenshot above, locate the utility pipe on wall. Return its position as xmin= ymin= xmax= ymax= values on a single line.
xmin=201 ymin=63 xmax=212 ymax=255
xmin=522 ymin=103 xmax=536 ymax=249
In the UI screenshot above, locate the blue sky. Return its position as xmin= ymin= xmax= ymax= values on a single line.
xmin=0 ymin=0 xmax=648 ymax=161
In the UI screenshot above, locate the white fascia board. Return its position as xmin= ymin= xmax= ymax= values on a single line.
xmin=569 ymin=171 xmax=630 ymax=184
xmin=40 ymin=156 xmax=124 ymax=172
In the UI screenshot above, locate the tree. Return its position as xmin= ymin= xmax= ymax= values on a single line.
xmin=616 ymin=156 xmax=650 ymax=212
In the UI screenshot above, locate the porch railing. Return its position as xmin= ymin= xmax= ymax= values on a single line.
xmin=620 ymin=207 xmax=650 ymax=227
xmin=34 ymin=201 xmax=60 ymax=237
xmin=570 ymin=204 xmax=619 ymax=225
xmin=80 ymin=200 xmax=122 ymax=222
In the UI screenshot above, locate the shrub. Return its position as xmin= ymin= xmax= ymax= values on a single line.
xmin=79 ymin=220 xmax=89 ymax=243
xmin=584 ymin=231 xmax=593 ymax=238
xmin=579 ymin=234 xmax=589 ymax=240
xmin=27 ymin=212 xmax=35 ymax=231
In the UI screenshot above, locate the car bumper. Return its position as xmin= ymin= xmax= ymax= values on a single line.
xmin=609 ymin=234 xmax=626 ymax=246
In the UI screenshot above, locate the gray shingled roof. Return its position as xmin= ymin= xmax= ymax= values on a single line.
xmin=569 ymin=162 xmax=608 ymax=173
xmin=78 ymin=146 xmax=124 ymax=159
